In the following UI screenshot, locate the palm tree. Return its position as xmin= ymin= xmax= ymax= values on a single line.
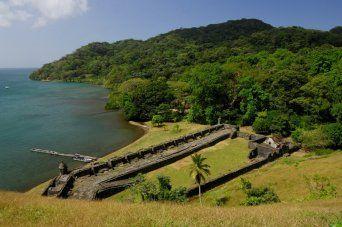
xmin=189 ymin=154 xmax=210 ymax=206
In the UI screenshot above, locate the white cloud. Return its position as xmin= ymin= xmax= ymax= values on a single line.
xmin=0 ymin=1 xmax=31 ymax=27
xmin=0 ymin=0 xmax=89 ymax=28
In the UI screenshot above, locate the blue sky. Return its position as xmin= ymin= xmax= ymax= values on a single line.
xmin=0 ymin=0 xmax=341 ymax=68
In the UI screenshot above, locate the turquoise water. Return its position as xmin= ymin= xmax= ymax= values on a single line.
xmin=0 ymin=69 xmax=144 ymax=191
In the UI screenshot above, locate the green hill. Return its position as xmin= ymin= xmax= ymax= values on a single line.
xmin=30 ymin=18 xmax=341 ymax=84
xmin=29 ymin=19 xmax=342 ymax=146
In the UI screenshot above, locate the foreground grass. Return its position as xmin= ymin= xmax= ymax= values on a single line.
xmin=0 ymin=191 xmax=341 ymax=226
xmin=198 ymin=151 xmax=342 ymax=206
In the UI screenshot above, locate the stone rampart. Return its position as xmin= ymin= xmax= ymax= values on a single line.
xmin=186 ymin=133 xmax=299 ymax=198
xmin=43 ymin=123 xmax=298 ymax=199
xmin=186 ymin=158 xmax=270 ymax=197
xmin=43 ymin=124 xmax=228 ymax=197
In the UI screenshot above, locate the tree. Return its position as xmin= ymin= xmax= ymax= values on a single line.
xmin=189 ymin=154 xmax=210 ymax=206
xmin=187 ymin=63 xmax=236 ymax=124
xmin=119 ymin=77 xmax=174 ymax=121
xmin=151 ymin=115 xmax=164 ymax=127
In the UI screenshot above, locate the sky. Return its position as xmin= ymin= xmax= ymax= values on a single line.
xmin=0 ymin=0 xmax=341 ymax=68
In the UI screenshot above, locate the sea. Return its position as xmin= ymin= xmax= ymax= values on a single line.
xmin=0 ymin=68 xmax=144 ymax=191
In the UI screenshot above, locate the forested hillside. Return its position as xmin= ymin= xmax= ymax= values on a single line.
xmin=30 ymin=19 xmax=342 ymax=149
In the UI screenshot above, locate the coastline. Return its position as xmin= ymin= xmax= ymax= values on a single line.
xmin=99 ymin=121 xmax=150 ymax=161
xmin=128 ymin=121 xmax=149 ymax=132
xmin=27 ymin=121 xmax=207 ymax=194
xmin=26 ymin=120 xmax=148 ymax=194
xmin=12 ymin=76 xmax=148 ymax=193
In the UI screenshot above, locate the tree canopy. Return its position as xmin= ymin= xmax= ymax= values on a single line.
xmin=30 ymin=19 xmax=342 ymax=141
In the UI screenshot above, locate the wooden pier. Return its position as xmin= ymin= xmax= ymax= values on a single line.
xmin=30 ymin=148 xmax=98 ymax=163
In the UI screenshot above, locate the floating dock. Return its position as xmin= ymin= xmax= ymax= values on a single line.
xmin=30 ymin=148 xmax=98 ymax=163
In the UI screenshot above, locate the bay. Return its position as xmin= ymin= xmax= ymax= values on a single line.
xmin=0 ymin=68 xmax=144 ymax=191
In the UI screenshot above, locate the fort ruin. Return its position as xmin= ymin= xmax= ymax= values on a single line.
xmin=42 ymin=124 xmax=297 ymax=200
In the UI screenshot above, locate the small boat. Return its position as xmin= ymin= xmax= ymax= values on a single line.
xmin=73 ymin=156 xmax=95 ymax=163
xmin=5 ymin=86 xmax=9 ymax=89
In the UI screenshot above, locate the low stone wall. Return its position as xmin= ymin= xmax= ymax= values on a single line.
xmin=44 ymin=123 xmax=298 ymax=199
xmin=93 ymin=130 xmax=231 ymax=199
xmin=41 ymin=176 xmax=58 ymax=196
xmin=237 ymin=131 xmax=251 ymax=140
xmin=186 ymin=158 xmax=271 ymax=197
xmin=98 ymin=129 xmax=231 ymax=187
xmin=57 ymin=175 xmax=74 ymax=198
xmin=186 ymin=134 xmax=299 ymax=198
xmin=94 ymin=180 xmax=133 ymax=199
xmin=79 ymin=124 xmax=225 ymax=175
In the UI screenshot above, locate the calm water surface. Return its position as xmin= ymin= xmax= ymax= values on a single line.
xmin=0 ymin=69 xmax=144 ymax=191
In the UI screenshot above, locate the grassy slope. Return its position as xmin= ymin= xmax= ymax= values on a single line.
xmin=198 ymin=151 xmax=342 ymax=206
xmin=0 ymin=191 xmax=341 ymax=226
xmin=7 ymin=122 xmax=342 ymax=226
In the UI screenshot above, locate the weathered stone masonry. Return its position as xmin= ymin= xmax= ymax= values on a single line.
xmin=186 ymin=131 xmax=298 ymax=197
xmin=43 ymin=124 xmax=232 ymax=199
xmin=42 ymin=124 xmax=298 ymax=200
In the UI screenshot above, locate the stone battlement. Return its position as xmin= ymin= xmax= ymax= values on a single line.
xmin=43 ymin=124 xmax=231 ymax=199
xmin=42 ymin=123 xmax=297 ymax=200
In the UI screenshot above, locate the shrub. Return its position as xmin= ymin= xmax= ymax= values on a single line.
xmin=171 ymin=111 xmax=183 ymax=122
xmin=331 ymin=103 xmax=342 ymax=122
xmin=289 ymin=115 xmax=314 ymax=130
xmin=313 ymin=149 xmax=335 ymax=156
xmin=299 ymin=126 xmax=332 ymax=149
xmin=252 ymin=111 xmax=271 ymax=134
xmin=253 ymin=111 xmax=292 ymax=136
xmin=323 ymin=123 xmax=342 ymax=148
xmin=304 ymin=174 xmax=337 ymax=200
xmin=296 ymin=123 xmax=342 ymax=149
xmin=187 ymin=104 xmax=205 ymax=123
xmin=240 ymin=178 xmax=280 ymax=206
xmin=243 ymin=187 xmax=280 ymax=206
xmin=214 ymin=196 xmax=229 ymax=206
xmin=156 ymin=175 xmax=172 ymax=200
xmin=130 ymin=174 xmax=187 ymax=203
xmin=168 ymin=187 xmax=187 ymax=203
xmin=240 ymin=178 xmax=252 ymax=192
xmin=130 ymin=175 xmax=158 ymax=201
xmin=291 ymin=128 xmax=304 ymax=143
xmin=171 ymin=124 xmax=181 ymax=133
xmin=156 ymin=103 xmax=172 ymax=122
xmin=151 ymin=115 xmax=164 ymax=127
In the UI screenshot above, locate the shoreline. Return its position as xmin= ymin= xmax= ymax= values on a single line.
xmin=26 ymin=120 xmax=149 ymax=194
xmin=17 ymin=78 xmax=149 ymax=193
xmin=99 ymin=121 xmax=150 ymax=161
xmin=128 ymin=121 xmax=149 ymax=132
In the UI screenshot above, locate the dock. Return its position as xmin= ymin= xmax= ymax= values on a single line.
xmin=30 ymin=148 xmax=98 ymax=163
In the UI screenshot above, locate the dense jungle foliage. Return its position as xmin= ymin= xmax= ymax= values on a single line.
xmin=30 ymin=19 xmax=342 ymax=147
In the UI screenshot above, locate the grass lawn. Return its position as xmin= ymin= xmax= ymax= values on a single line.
xmin=197 ymin=150 xmax=342 ymax=207
xmin=111 ymin=138 xmax=250 ymax=201
xmin=146 ymin=138 xmax=250 ymax=187
xmin=0 ymin=191 xmax=341 ymax=226
xmin=101 ymin=121 xmax=207 ymax=159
